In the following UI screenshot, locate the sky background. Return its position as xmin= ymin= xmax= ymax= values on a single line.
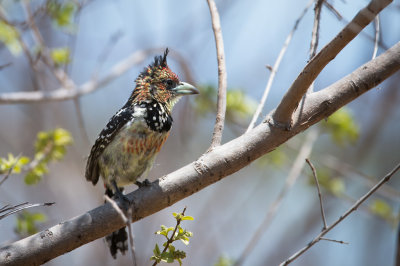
xmin=0 ymin=0 xmax=400 ymax=265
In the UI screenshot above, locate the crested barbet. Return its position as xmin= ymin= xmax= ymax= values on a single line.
xmin=85 ymin=48 xmax=198 ymax=258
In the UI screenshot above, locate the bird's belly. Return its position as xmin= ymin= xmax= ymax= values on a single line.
xmin=98 ymin=121 xmax=169 ymax=187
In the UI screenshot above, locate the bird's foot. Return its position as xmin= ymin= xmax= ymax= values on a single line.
xmin=135 ymin=179 xmax=151 ymax=188
xmin=111 ymin=181 xmax=131 ymax=211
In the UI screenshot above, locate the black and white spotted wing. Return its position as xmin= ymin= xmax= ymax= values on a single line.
xmin=85 ymin=106 xmax=135 ymax=185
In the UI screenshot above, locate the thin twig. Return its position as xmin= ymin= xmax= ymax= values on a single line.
xmin=310 ymin=0 xmax=324 ymax=59
xmin=279 ymin=162 xmax=400 ymax=266
xmin=320 ymin=237 xmax=348 ymax=244
xmin=305 ymin=158 xmax=328 ymax=229
xmin=234 ymin=128 xmax=319 ymax=266
xmin=152 ymin=207 xmax=187 ymax=266
xmin=104 ymin=195 xmax=136 ymax=266
xmin=0 ymin=154 xmax=21 ymax=186
xmin=0 ymin=202 xmax=55 ymax=220
xmin=0 ymin=49 xmax=148 ymax=104
xmin=323 ymin=1 xmax=343 ymax=20
xmin=206 ymin=0 xmax=227 ymax=150
xmin=372 ymin=15 xmax=380 ymax=59
xmin=246 ymin=0 xmax=313 ymax=132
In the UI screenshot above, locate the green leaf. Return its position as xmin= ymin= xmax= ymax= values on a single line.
xmin=328 ymin=178 xmax=345 ymax=196
xmin=0 ymin=154 xmax=30 ymax=174
xmin=321 ymin=107 xmax=359 ymax=146
xmin=47 ymin=1 xmax=76 ymax=27
xmin=0 ymin=21 xmax=22 ymax=55
xmin=256 ymin=147 xmax=287 ymax=168
xmin=181 ymin=215 xmax=194 ymax=221
xmin=226 ymin=90 xmax=257 ymax=120
xmin=194 ymin=85 xmax=257 ymax=124
xmin=50 ymin=48 xmax=71 ymax=66
xmin=369 ymin=199 xmax=393 ymax=219
xmin=24 ymin=170 xmax=42 ymax=185
xmin=15 ymin=211 xmax=47 ymax=236
xmin=214 ymin=255 xmax=235 ymax=266
xmin=154 ymin=243 xmax=161 ymax=256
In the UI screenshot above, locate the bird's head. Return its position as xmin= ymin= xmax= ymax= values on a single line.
xmin=130 ymin=48 xmax=198 ymax=110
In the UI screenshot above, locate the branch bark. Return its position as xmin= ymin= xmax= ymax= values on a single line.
xmin=207 ymin=0 xmax=227 ymax=149
xmin=272 ymin=0 xmax=392 ymax=127
xmin=1 ymin=40 xmax=399 ymax=266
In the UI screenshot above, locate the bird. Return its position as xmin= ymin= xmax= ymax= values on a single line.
xmin=85 ymin=48 xmax=198 ymax=258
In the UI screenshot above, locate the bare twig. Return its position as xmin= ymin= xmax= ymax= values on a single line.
xmin=0 ymin=202 xmax=55 ymax=220
xmin=206 ymin=0 xmax=227 ymax=150
xmin=246 ymin=0 xmax=314 ymax=132
xmin=235 ymin=128 xmax=319 ymax=266
xmin=323 ymin=1 xmax=343 ymax=20
xmin=310 ymin=0 xmax=324 ymax=59
xmin=0 ymin=49 xmax=148 ymax=104
xmin=279 ymin=162 xmax=400 ymax=266
xmin=273 ymin=0 xmax=393 ymax=127
xmin=0 ymin=154 xmax=21 ymax=186
xmin=152 ymin=207 xmax=187 ymax=266
xmin=104 ymin=195 xmax=136 ymax=266
xmin=305 ymin=158 xmax=328 ymax=229
xmin=0 ymin=62 xmax=12 ymax=71
xmin=372 ymin=15 xmax=380 ymax=59
xmin=320 ymin=237 xmax=348 ymax=244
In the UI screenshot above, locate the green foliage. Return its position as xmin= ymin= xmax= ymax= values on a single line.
xmin=46 ymin=0 xmax=77 ymax=27
xmin=50 ymin=47 xmax=71 ymax=66
xmin=369 ymin=199 xmax=395 ymax=225
xmin=214 ymin=255 xmax=234 ymax=266
xmin=0 ymin=128 xmax=72 ymax=184
xmin=25 ymin=128 xmax=73 ymax=185
xmin=0 ymin=21 xmax=22 ymax=55
xmin=151 ymin=210 xmax=193 ymax=265
xmin=321 ymin=107 xmax=359 ymax=145
xmin=307 ymin=169 xmax=345 ymax=197
xmin=195 ymin=85 xmax=256 ymax=124
xmin=0 ymin=154 xmax=30 ymax=174
xmin=15 ymin=211 xmax=46 ymax=236
xmin=256 ymin=147 xmax=287 ymax=168
xmin=226 ymin=90 xmax=256 ymax=122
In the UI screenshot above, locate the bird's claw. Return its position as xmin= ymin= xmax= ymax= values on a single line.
xmin=135 ymin=179 xmax=151 ymax=188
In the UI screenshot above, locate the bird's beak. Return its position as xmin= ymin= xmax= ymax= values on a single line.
xmin=171 ymin=82 xmax=199 ymax=95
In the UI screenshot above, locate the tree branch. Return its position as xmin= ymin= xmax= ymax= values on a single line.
xmin=206 ymin=0 xmax=227 ymax=149
xmin=305 ymin=158 xmax=328 ymax=229
xmin=279 ymin=161 xmax=400 ymax=265
xmin=272 ymin=0 xmax=393 ymax=127
xmin=0 ymin=50 xmax=149 ymax=104
xmin=0 ymin=40 xmax=399 ymax=265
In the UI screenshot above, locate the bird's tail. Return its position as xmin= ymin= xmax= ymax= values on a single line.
xmin=104 ymin=187 xmax=128 ymax=259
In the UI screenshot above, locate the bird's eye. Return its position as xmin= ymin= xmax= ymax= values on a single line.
xmin=164 ymin=79 xmax=174 ymax=87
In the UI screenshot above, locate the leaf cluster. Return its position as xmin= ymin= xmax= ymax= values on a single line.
xmin=15 ymin=211 xmax=46 ymax=237
xmin=321 ymin=107 xmax=359 ymax=145
xmin=25 ymin=128 xmax=73 ymax=185
xmin=151 ymin=211 xmax=194 ymax=265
